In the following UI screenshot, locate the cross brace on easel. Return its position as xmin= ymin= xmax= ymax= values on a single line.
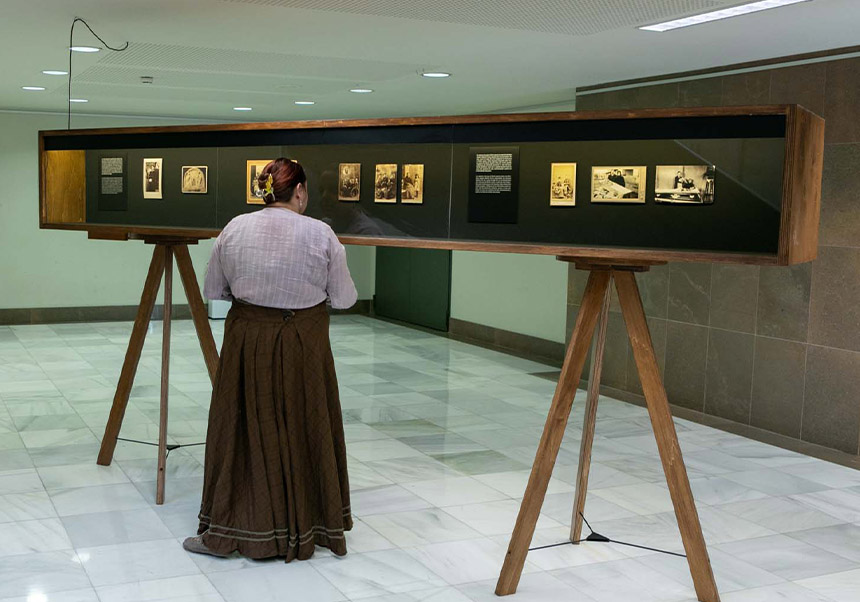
xmin=495 ymin=258 xmax=721 ymax=602
xmin=96 ymin=237 xmax=219 ymax=505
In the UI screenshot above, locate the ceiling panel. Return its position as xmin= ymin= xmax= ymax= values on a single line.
xmin=223 ymin=0 xmax=731 ymax=36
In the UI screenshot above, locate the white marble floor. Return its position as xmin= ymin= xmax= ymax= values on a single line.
xmin=1 ymin=316 xmax=859 ymax=602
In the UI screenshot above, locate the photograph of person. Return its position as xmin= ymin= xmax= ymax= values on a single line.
xmin=181 ymin=166 xmax=208 ymax=194
xmin=655 ymin=165 xmax=716 ymax=204
xmin=143 ymin=158 xmax=162 ymax=199
xmin=401 ymin=164 xmax=424 ymax=204
xmin=246 ymin=160 xmax=272 ymax=204
xmin=338 ymin=163 xmax=361 ymax=201
xmin=550 ymin=163 xmax=576 ymax=206
xmin=374 ymin=164 xmax=397 ymax=203
xmin=591 ymin=166 xmax=646 ymax=203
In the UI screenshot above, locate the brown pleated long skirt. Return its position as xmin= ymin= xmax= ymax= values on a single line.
xmin=197 ymin=301 xmax=352 ymax=561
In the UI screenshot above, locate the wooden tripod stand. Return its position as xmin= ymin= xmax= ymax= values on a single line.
xmin=496 ymin=259 xmax=720 ymax=602
xmin=96 ymin=237 xmax=219 ymax=505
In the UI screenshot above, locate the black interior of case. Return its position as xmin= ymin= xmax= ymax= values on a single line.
xmin=44 ymin=114 xmax=787 ymax=254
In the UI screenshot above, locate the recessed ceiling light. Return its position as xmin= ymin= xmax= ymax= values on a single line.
xmin=69 ymin=98 xmax=88 ymax=103
xmin=70 ymin=46 xmax=100 ymax=53
xmin=233 ymin=107 xmax=253 ymax=111
xmin=294 ymin=101 xmax=315 ymax=105
xmin=421 ymin=71 xmax=451 ymax=78
xmin=22 ymin=86 xmax=45 ymax=91
xmin=350 ymin=88 xmax=374 ymax=94
xmin=42 ymin=70 xmax=68 ymax=76
xmin=639 ymin=0 xmax=811 ymax=31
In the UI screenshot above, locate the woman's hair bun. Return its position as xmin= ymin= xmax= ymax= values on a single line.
xmin=258 ymin=158 xmax=307 ymax=204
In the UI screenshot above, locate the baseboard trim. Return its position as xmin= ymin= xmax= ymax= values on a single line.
xmin=0 ymin=299 xmax=373 ymax=325
xmin=448 ymin=318 xmax=565 ymax=368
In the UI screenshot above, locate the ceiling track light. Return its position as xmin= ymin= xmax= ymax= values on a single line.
xmin=69 ymin=98 xmax=88 ymax=103
xmin=294 ymin=101 xmax=315 ymax=105
xmin=42 ymin=70 xmax=68 ymax=76
xmin=70 ymin=45 xmax=100 ymax=53
xmin=640 ymin=0 xmax=811 ymax=32
xmin=22 ymin=86 xmax=46 ymax=91
xmin=233 ymin=107 xmax=253 ymax=111
xmin=421 ymin=71 xmax=451 ymax=78
xmin=350 ymin=88 xmax=374 ymax=94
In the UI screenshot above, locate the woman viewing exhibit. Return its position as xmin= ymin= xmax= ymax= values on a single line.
xmin=183 ymin=158 xmax=358 ymax=561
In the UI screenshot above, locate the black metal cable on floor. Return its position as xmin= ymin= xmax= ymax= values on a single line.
xmin=528 ymin=512 xmax=687 ymax=559
xmin=115 ymin=437 xmax=205 ymax=460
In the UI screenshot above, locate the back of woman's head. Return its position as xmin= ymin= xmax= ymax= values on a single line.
xmin=258 ymin=158 xmax=307 ymax=204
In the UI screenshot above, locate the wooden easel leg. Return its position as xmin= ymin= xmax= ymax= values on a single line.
xmin=614 ymin=270 xmax=720 ymax=602
xmin=97 ymin=246 xmax=166 ymax=466
xmin=495 ymin=270 xmax=611 ymax=596
xmin=156 ymin=247 xmax=174 ymax=506
xmin=570 ymin=283 xmax=611 ymax=543
xmin=174 ymin=245 xmax=219 ymax=385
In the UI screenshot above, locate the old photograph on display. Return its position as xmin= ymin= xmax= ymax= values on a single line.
xmin=338 ymin=163 xmax=361 ymax=201
xmin=655 ymin=165 xmax=715 ymax=204
xmin=374 ymin=163 xmax=397 ymax=203
xmin=143 ymin=158 xmax=163 ymax=200
xmin=591 ymin=166 xmax=646 ymax=203
xmin=246 ymin=160 xmax=271 ymax=205
xmin=181 ymin=166 xmax=208 ymax=194
xmin=550 ymin=162 xmax=576 ymax=206
xmin=401 ymin=164 xmax=424 ymax=204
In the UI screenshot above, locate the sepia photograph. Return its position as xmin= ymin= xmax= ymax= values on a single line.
xmin=655 ymin=165 xmax=715 ymax=204
xmin=550 ymin=162 xmax=576 ymax=206
xmin=591 ymin=166 xmax=646 ymax=203
xmin=181 ymin=165 xmax=208 ymax=194
xmin=143 ymin=158 xmax=163 ymax=200
xmin=374 ymin=163 xmax=397 ymax=203
xmin=401 ymin=164 xmax=424 ymax=204
xmin=338 ymin=163 xmax=361 ymax=201
xmin=246 ymin=159 xmax=272 ymax=205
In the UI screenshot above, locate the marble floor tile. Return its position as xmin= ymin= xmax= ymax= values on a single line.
xmin=0 ymin=518 xmax=73 ymax=557
xmin=638 ymin=548 xmax=784 ymax=594
xmin=0 ymin=588 xmax=100 ymax=602
xmin=95 ymin=574 xmax=224 ymax=602
xmin=49 ymin=483 xmax=150 ymax=517
xmin=430 ymin=450 xmax=529 ymax=475
xmin=314 ymin=548 xmax=447 ymax=598
xmin=0 ymin=551 xmax=92 ymax=599
xmin=720 ymin=582 xmax=836 ymax=601
xmin=343 ymin=517 xmax=397 ymax=553
xmin=366 ymin=456 xmax=464 ymax=484
xmin=0 ymin=469 xmax=44 ymax=494
xmin=550 ymin=556 xmax=696 ymax=601
xmin=61 ymin=508 xmax=174 ymax=548
xmin=354 ymin=586 xmax=474 ymax=602
xmin=402 ymin=476 xmax=508 ymax=508
xmin=76 ymin=538 xmax=201 ymax=587
xmin=0 ymin=491 xmax=57 ymax=523
xmin=37 ymin=462 xmax=129 ymax=489
xmin=796 ymin=568 xmax=860 ymax=602
xmin=456 ymin=573 xmax=586 ymax=602
xmin=207 ymin=563 xmax=346 ymax=602
xmin=717 ymin=534 xmax=858 ymax=580
xmin=362 ymin=508 xmax=481 ymax=546
xmin=777 ymin=462 xmax=860 ymax=489
xmin=405 ymin=538 xmax=537 ymax=586
xmin=724 ymin=469 xmax=829 ymax=497
xmin=790 ymin=523 xmax=860 ymax=563
xmin=472 ymin=470 xmax=574 ymax=498
xmin=684 ymin=475 xmax=769 ymax=506
xmin=442 ymin=499 xmax=562 ymax=537
xmin=540 ymin=491 xmax=636 ymax=525
xmin=348 ymin=439 xmax=427 ymax=462
xmin=791 ymin=489 xmax=860 ymax=523
xmin=715 ymin=496 xmax=845 ymax=534
xmin=592 ymin=482 xmax=676 ymax=515
xmin=352 ymin=485 xmax=434 ymax=516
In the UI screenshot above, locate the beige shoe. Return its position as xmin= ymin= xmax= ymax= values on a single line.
xmin=182 ymin=535 xmax=229 ymax=558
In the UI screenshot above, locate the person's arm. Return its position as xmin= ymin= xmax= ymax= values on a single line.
xmin=203 ymin=237 xmax=233 ymax=301
xmin=326 ymin=230 xmax=358 ymax=310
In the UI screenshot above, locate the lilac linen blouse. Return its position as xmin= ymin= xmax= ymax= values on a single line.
xmin=203 ymin=207 xmax=358 ymax=310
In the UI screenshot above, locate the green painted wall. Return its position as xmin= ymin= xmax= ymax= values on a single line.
xmin=450 ymin=251 xmax=569 ymax=343
xmin=0 ymin=111 xmax=374 ymax=310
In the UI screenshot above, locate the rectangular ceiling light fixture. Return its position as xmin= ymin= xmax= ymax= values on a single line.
xmin=640 ymin=0 xmax=811 ymax=32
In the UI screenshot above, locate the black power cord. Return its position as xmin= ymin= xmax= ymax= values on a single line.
xmin=116 ymin=437 xmax=205 ymax=460
xmin=528 ymin=512 xmax=687 ymax=559
xmin=68 ymin=17 xmax=129 ymax=129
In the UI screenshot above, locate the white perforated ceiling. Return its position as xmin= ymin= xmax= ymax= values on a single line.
xmin=0 ymin=0 xmax=857 ymax=121
xmin=222 ymin=0 xmax=728 ymax=36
